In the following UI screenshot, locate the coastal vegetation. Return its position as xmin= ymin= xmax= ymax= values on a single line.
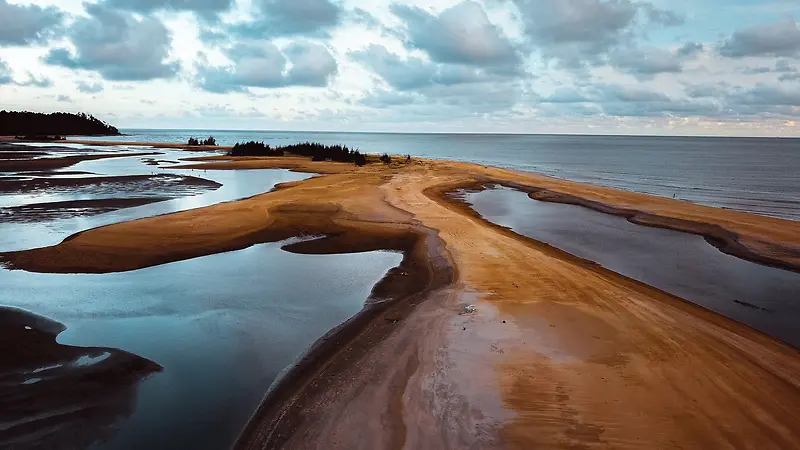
xmin=229 ymin=141 xmax=367 ymax=166
xmin=187 ymin=136 xmax=217 ymax=146
xmin=0 ymin=111 xmax=120 ymax=137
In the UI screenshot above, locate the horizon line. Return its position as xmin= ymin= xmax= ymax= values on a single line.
xmin=115 ymin=128 xmax=800 ymax=139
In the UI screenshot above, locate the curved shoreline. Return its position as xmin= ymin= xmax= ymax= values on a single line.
xmin=455 ymin=180 xmax=800 ymax=274
xmin=234 ymin=226 xmax=455 ymax=449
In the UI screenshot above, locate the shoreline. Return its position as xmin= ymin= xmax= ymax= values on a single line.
xmin=2 ymin=148 xmax=800 ymax=447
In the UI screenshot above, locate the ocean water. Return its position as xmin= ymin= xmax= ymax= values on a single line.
xmin=81 ymin=130 xmax=800 ymax=221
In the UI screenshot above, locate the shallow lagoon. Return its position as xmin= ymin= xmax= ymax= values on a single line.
xmin=0 ymin=145 xmax=402 ymax=448
xmin=463 ymin=186 xmax=800 ymax=348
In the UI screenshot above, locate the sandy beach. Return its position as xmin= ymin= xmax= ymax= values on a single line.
xmin=2 ymin=146 xmax=800 ymax=449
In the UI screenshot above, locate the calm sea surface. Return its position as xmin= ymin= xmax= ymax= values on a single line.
xmin=82 ymin=130 xmax=800 ymax=221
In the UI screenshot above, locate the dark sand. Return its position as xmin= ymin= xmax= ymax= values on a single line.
xmin=0 ymin=198 xmax=169 ymax=223
xmin=0 ymin=307 xmax=161 ymax=449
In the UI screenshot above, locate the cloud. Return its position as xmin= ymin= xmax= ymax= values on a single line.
xmin=510 ymin=0 xmax=683 ymax=67
xmin=351 ymin=44 xmax=520 ymax=90
xmin=684 ymin=83 xmax=728 ymax=99
xmin=43 ymin=4 xmax=179 ymax=81
xmin=728 ymin=85 xmax=800 ymax=106
xmin=776 ymin=59 xmax=798 ymax=73
xmin=609 ymin=47 xmax=683 ymax=79
xmin=350 ymin=45 xmax=436 ymax=90
xmin=541 ymin=87 xmax=592 ymax=103
xmin=720 ymin=17 xmax=800 ymax=58
xmin=0 ymin=0 xmax=65 ymax=46
xmin=0 ymin=59 xmax=12 ymax=84
xmin=195 ymin=41 xmax=338 ymax=93
xmin=353 ymin=45 xmax=524 ymax=114
xmin=0 ymin=61 xmax=52 ymax=87
xmin=56 ymin=94 xmax=71 ymax=102
xmin=17 ymin=72 xmax=52 ymax=88
xmin=284 ymin=42 xmax=339 ymax=86
xmin=231 ymin=0 xmax=342 ymax=38
xmin=677 ymin=42 xmax=704 ymax=57
xmin=77 ymin=81 xmax=104 ymax=93
xmin=103 ymin=0 xmax=235 ymax=19
xmin=390 ymin=1 xmax=521 ymax=70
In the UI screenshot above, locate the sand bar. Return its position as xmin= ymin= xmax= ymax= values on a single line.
xmin=2 ymin=150 xmax=799 ymax=449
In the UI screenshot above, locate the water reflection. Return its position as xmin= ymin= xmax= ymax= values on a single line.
xmin=463 ymin=186 xmax=800 ymax=348
xmin=0 ymin=144 xmax=399 ymax=448
xmin=0 ymin=307 xmax=161 ymax=450
xmin=0 ymin=146 xmax=311 ymax=251
xmin=0 ymin=243 xmax=401 ymax=449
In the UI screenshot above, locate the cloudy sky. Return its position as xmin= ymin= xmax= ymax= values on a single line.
xmin=0 ymin=0 xmax=799 ymax=135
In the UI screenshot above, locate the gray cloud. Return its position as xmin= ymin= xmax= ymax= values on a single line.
xmin=43 ymin=4 xmax=179 ymax=81
xmin=541 ymin=87 xmax=591 ymax=103
xmin=742 ymin=66 xmax=772 ymax=74
xmin=284 ymin=42 xmax=339 ymax=86
xmin=684 ymin=83 xmax=728 ymax=99
xmin=56 ymin=94 xmax=71 ymax=102
xmin=353 ymin=45 xmax=525 ymax=114
xmin=17 ymin=72 xmax=52 ymax=88
xmin=231 ymin=0 xmax=342 ymax=38
xmin=728 ymin=85 xmax=800 ymax=106
xmin=0 ymin=0 xmax=65 ymax=46
xmin=510 ymin=0 xmax=683 ymax=67
xmin=102 ymin=0 xmax=235 ymax=18
xmin=780 ymin=73 xmax=800 ymax=82
xmin=77 ymin=81 xmax=104 ymax=93
xmin=539 ymin=84 xmax=725 ymax=118
xmin=720 ymin=17 xmax=800 ymax=58
xmin=776 ymin=59 xmax=798 ymax=73
xmin=350 ymin=45 xmax=436 ymax=90
xmin=390 ymin=1 xmax=521 ymax=70
xmin=0 ymin=59 xmax=12 ymax=84
xmin=196 ymin=41 xmax=337 ymax=93
xmin=351 ymin=44 xmax=520 ymax=91
xmin=677 ymin=42 xmax=704 ymax=57
xmin=609 ymin=47 xmax=683 ymax=79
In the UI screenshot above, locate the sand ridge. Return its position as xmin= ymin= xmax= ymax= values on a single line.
xmin=2 ymin=154 xmax=800 ymax=449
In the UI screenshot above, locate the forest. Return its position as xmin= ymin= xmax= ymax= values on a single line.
xmin=229 ymin=141 xmax=368 ymax=166
xmin=0 ymin=111 xmax=120 ymax=137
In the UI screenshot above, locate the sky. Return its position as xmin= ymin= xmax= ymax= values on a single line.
xmin=0 ymin=0 xmax=799 ymax=136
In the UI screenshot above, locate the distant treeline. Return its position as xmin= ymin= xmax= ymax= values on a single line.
xmin=0 ymin=111 xmax=120 ymax=136
xmin=230 ymin=141 xmax=368 ymax=166
xmin=187 ymin=136 xmax=217 ymax=146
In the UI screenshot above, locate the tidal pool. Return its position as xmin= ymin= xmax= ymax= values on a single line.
xmin=462 ymin=186 xmax=800 ymax=348
xmin=0 ymin=146 xmax=311 ymax=251
xmin=0 ymin=242 xmax=402 ymax=449
xmin=0 ymin=143 xmax=401 ymax=448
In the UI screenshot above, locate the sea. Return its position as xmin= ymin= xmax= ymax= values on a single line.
xmin=83 ymin=130 xmax=800 ymax=222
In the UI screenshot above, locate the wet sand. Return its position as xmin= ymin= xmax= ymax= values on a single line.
xmin=0 ymin=307 xmax=161 ymax=449
xmin=0 ymin=142 xmax=159 ymax=172
xmin=2 ymin=153 xmax=800 ymax=449
xmin=0 ymin=198 xmax=168 ymax=223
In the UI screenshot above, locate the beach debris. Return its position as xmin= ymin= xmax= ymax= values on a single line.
xmin=464 ymin=305 xmax=477 ymax=313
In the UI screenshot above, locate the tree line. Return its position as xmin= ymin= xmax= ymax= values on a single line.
xmin=229 ymin=141 xmax=368 ymax=166
xmin=0 ymin=111 xmax=120 ymax=137
xmin=187 ymin=136 xmax=217 ymax=146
